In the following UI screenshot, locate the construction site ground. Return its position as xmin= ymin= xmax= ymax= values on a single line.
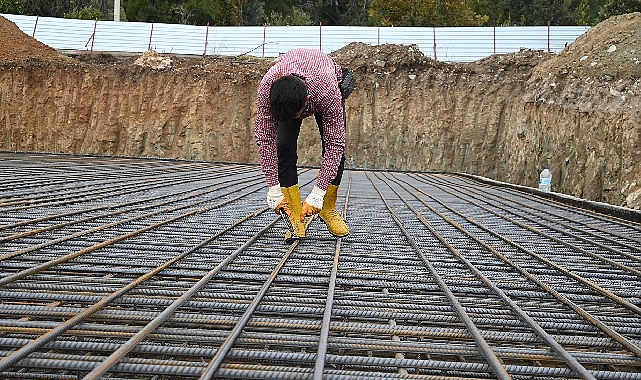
xmin=1 ymin=10 xmax=641 ymax=380
xmin=0 ymin=152 xmax=639 ymax=379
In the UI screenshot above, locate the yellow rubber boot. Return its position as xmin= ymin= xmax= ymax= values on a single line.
xmin=281 ymin=184 xmax=306 ymax=239
xmin=319 ymin=184 xmax=349 ymax=237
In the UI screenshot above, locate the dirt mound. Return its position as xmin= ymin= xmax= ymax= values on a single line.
xmin=0 ymin=15 xmax=66 ymax=61
xmin=524 ymin=13 xmax=640 ymax=115
xmin=532 ymin=12 xmax=641 ymax=80
xmin=471 ymin=48 xmax=554 ymax=73
xmin=331 ymin=41 xmax=447 ymax=71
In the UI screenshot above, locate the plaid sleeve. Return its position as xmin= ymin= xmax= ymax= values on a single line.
xmin=255 ymin=76 xmax=279 ymax=187
xmin=255 ymin=49 xmax=346 ymax=190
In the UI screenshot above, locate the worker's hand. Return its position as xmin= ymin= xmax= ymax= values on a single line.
xmin=301 ymin=201 xmax=321 ymax=222
xmin=300 ymin=186 xmax=326 ymax=223
xmin=266 ymin=185 xmax=284 ymax=214
xmin=276 ymin=198 xmax=290 ymax=215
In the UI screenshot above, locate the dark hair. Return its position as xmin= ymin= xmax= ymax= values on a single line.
xmin=269 ymin=75 xmax=307 ymax=121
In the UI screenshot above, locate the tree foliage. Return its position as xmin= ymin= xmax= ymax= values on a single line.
xmin=264 ymin=6 xmax=312 ymax=26
xmin=599 ymin=0 xmax=641 ymax=20
xmin=0 ymin=0 xmax=26 ymax=14
xmin=241 ymin=0 xmax=264 ymax=25
xmin=300 ymin=0 xmax=370 ymax=26
xmin=369 ymin=0 xmax=487 ymax=26
xmin=66 ymin=6 xmax=104 ymax=20
xmin=573 ymin=0 xmax=605 ymax=25
xmin=123 ymin=0 xmax=243 ymax=25
xmin=5 ymin=0 xmax=639 ymax=26
xmin=468 ymin=0 xmax=607 ymax=25
xmin=17 ymin=0 xmax=110 ymax=19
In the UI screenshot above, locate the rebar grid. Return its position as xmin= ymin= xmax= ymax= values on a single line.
xmin=1 ymin=153 xmax=640 ymax=379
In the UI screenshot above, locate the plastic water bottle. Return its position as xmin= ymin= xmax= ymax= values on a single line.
xmin=539 ymin=166 xmax=552 ymax=192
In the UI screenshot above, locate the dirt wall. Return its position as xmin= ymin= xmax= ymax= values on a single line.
xmin=1 ymin=14 xmax=640 ymax=209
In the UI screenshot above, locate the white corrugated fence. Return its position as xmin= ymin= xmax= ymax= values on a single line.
xmin=3 ymin=14 xmax=589 ymax=62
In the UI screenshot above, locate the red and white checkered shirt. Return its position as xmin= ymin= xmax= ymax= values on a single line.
xmin=255 ymin=48 xmax=344 ymax=190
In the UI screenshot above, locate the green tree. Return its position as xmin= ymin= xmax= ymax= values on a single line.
xmin=599 ymin=0 xmax=641 ymax=20
xmin=264 ymin=6 xmax=312 ymax=25
xmin=523 ymin=0 xmax=575 ymax=25
xmin=212 ymin=0 xmax=243 ymax=25
xmin=183 ymin=0 xmax=217 ymax=24
xmin=301 ymin=0 xmax=371 ymax=26
xmin=15 ymin=0 xmax=622 ymax=26
xmin=241 ymin=0 xmax=264 ymax=25
xmin=369 ymin=0 xmax=486 ymax=26
xmin=469 ymin=0 xmax=532 ymax=26
xmin=571 ymin=0 xmax=605 ymax=25
xmin=123 ymin=0 xmax=244 ymax=25
xmin=123 ymin=0 xmax=176 ymax=23
xmin=0 ymin=0 xmax=26 ymax=14
xmin=264 ymin=0 xmax=298 ymax=15
xmin=370 ymin=0 xmax=434 ymax=26
xmin=92 ymin=0 xmax=108 ymax=18
xmin=470 ymin=0 xmax=593 ymax=26
xmin=66 ymin=6 xmax=104 ymax=19
xmin=21 ymin=0 xmax=110 ymax=19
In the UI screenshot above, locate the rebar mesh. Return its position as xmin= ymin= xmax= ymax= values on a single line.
xmin=1 ymin=153 xmax=640 ymax=379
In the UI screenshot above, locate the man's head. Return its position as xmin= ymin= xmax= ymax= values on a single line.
xmin=269 ymin=75 xmax=307 ymax=121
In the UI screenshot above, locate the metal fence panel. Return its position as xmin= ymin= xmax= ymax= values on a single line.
xmin=2 ymin=14 xmax=589 ymax=62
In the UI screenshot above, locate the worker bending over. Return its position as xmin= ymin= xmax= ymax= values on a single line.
xmin=255 ymin=48 xmax=355 ymax=239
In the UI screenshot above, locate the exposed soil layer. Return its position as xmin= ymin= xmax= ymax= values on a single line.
xmin=1 ymin=13 xmax=640 ymax=209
